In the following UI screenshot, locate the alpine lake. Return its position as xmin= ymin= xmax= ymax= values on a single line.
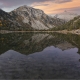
xmin=0 ymin=32 xmax=80 ymax=79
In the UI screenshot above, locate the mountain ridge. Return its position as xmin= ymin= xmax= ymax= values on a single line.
xmin=0 ymin=5 xmax=65 ymax=31
xmin=0 ymin=5 xmax=79 ymax=31
xmin=53 ymin=11 xmax=78 ymax=21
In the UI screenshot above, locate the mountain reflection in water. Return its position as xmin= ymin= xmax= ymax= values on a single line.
xmin=0 ymin=32 xmax=80 ymax=79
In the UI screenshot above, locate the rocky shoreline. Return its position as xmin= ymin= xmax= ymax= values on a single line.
xmin=0 ymin=30 xmax=13 ymax=34
xmin=0 ymin=29 xmax=80 ymax=35
xmin=55 ymin=29 xmax=80 ymax=35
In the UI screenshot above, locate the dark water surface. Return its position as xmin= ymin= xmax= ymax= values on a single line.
xmin=0 ymin=32 xmax=80 ymax=79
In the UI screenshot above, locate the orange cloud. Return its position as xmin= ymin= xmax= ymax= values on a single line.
xmin=31 ymin=0 xmax=80 ymax=14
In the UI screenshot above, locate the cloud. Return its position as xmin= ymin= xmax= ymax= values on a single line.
xmin=0 ymin=0 xmax=72 ymax=8
xmin=53 ymin=6 xmax=80 ymax=14
xmin=52 ymin=0 xmax=72 ymax=3
xmin=69 ymin=6 xmax=80 ymax=11
xmin=52 ymin=6 xmax=80 ymax=15
xmin=31 ymin=4 xmax=49 ymax=7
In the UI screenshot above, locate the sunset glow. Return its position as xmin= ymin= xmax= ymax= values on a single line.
xmin=32 ymin=0 xmax=80 ymax=14
xmin=0 ymin=0 xmax=80 ymax=15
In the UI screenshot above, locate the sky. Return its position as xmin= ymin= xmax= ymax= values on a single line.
xmin=0 ymin=0 xmax=80 ymax=15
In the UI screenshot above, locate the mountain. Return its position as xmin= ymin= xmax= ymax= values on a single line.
xmin=0 ymin=5 xmax=65 ymax=31
xmin=51 ymin=15 xmax=80 ymax=31
xmin=53 ymin=11 xmax=78 ymax=21
xmin=0 ymin=9 xmax=21 ymax=30
xmin=66 ymin=16 xmax=80 ymax=30
xmin=9 ymin=5 xmax=65 ymax=30
xmin=61 ymin=16 xmax=80 ymax=30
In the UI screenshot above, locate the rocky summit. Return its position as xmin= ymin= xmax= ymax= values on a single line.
xmin=9 ymin=5 xmax=64 ymax=30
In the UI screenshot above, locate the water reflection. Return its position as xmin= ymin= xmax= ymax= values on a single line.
xmin=0 ymin=32 xmax=80 ymax=79
xmin=1 ymin=32 xmax=80 ymax=54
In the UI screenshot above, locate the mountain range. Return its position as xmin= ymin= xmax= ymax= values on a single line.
xmin=53 ymin=11 xmax=78 ymax=21
xmin=57 ymin=15 xmax=80 ymax=30
xmin=0 ymin=5 xmax=65 ymax=31
xmin=0 ymin=5 xmax=80 ymax=31
xmin=66 ymin=16 xmax=80 ymax=30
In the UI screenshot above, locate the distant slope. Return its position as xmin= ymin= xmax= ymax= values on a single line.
xmin=51 ymin=16 xmax=80 ymax=31
xmin=53 ymin=11 xmax=78 ymax=21
xmin=0 ymin=9 xmax=21 ymax=30
xmin=66 ymin=16 xmax=80 ymax=30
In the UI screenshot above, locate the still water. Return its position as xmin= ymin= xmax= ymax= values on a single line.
xmin=0 ymin=32 xmax=80 ymax=79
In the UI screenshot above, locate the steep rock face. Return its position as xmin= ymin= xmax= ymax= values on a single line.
xmin=0 ymin=9 xmax=21 ymax=30
xmin=10 ymin=5 xmax=64 ymax=30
